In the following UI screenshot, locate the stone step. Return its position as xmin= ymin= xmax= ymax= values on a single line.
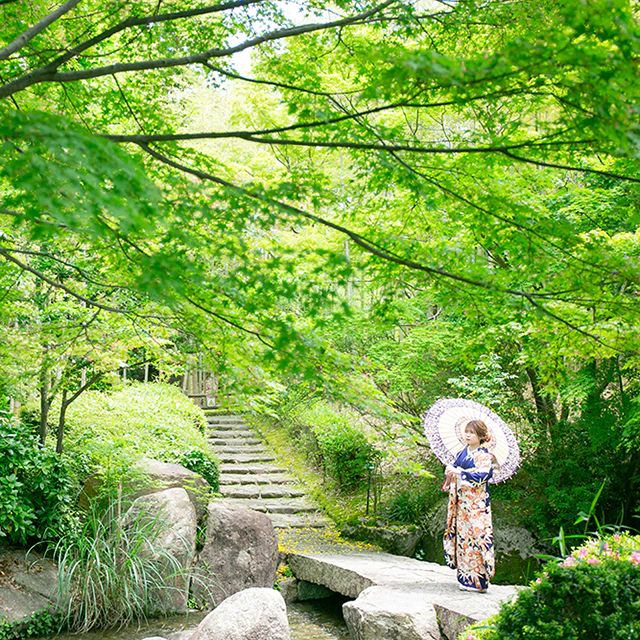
xmin=205 ymin=414 xmax=246 ymax=422
xmin=224 ymin=497 xmax=320 ymax=514
xmin=219 ymin=474 xmax=297 ymax=486
xmin=209 ymin=437 xmax=262 ymax=446
xmin=208 ymin=426 xmax=255 ymax=434
xmin=218 ymin=463 xmax=289 ymax=474
xmin=268 ymin=513 xmax=330 ymax=529
xmin=221 ymin=485 xmax=306 ymax=500
xmin=208 ymin=424 xmax=251 ymax=432
xmin=207 ymin=420 xmax=248 ymax=428
xmin=213 ymin=445 xmax=269 ymax=455
xmin=217 ymin=453 xmax=276 ymax=464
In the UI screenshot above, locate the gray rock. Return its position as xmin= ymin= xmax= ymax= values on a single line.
xmin=190 ymin=588 xmax=289 ymax=640
xmin=277 ymin=577 xmax=334 ymax=603
xmin=342 ymin=523 xmax=422 ymax=557
xmin=297 ymin=580 xmax=334 ymax=601
xmin=166 ymin=632 xmax=195 ymax=640
xmin=0 ymin=585 xmax=52 ymax=625
xmin=192 ymin=502 xmax=278 ymax=607
xmin=134 ymin=459 xmax=211 ymax=522
xmin=277 ymin=577 xmax=298 ymax=603
xmin=343 ymin=585 xmax=440 ymax=640
xmin=287 ymin=551 xmax=451 ymax=599
xmin=0 ymin=550 xmax=57 ymax=624
xmin=432 ymin=584 xmax=520 ymax=640
xmin=287 ymin=554 xmax=374 ymax=599
xmin=126 ymin=487 xmax=197 ymax=614
xmin=3 ymin=550 xmax=58 ymax=599
xmin=494 ymin=524 xmax=540 ymax=558
xmin=288 ymin=551 xmax=520 ymax=640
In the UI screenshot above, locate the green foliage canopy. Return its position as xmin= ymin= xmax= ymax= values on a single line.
xmin=1 ymin=0 xmax=640 ymax=372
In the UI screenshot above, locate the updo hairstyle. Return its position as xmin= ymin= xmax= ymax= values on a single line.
xmin=465 ymin=419 xmax=490 ymax=444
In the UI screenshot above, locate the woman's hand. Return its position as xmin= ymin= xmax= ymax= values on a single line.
xmin=445 ymin=465 xmax=461 ymax=477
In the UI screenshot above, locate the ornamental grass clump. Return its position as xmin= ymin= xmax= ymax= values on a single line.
xmin=52 ymin=499 xmax=190 ymax=633
xmin=461 ymin=533 xmax=640 ymax=640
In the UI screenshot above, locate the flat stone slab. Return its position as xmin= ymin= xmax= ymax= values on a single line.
xmin=205 ymin=414 xmax=247 ymax=422
xmin=0 ymin=550 xmax=57 ymax=624
xmin=209 ymin=424 xmax=250 ymax=432
xmin=288 ymin=552 xmax=453 ymax=598
xmin=218 ymin=464 xmax=289 ymax=474
xmin=209 ymin=437 xmax=262 ymax=446
xmin=288 ymin=552 xmax=520 ymax=640
xmin=215 ymin=445 xmax=270 ymax=454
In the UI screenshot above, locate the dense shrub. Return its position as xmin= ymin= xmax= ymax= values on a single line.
xmin=180 ymin=447 xmax=219 ymax=489
xmin=0 ymin=411 xmax=75 ymax=545
xmin=462 ymin=533 xmax=640 ymax=640
xmin=63 ymin=382 xmax=218 ymax=491
xmin=381 ymin=478 xmax=440 ymax=524
xmin=289 ymin=401 xmax=378 ymax=492
xmin=313 ymin=421 xmax=378 ymax=491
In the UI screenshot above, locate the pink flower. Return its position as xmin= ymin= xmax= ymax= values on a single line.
xmin=631 ymin=552 xmax=640 ymax=566
xmin=535 ymin=577 xmax=542 ymax=584
xmin=586 ymin=558 xmax=600 ymax=565
xmin=614 ymin=534 xmax=621 ymax=541
xmin=577 ymin=548 xmax=589 ymax=559
xmin=467 ymin=633 xmax=474 ymax=640
xmin=561 ymin=556 xmax=577 ymax=567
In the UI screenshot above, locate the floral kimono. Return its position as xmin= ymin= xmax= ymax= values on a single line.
xmin=443 ymin=445 xmax=495 ymax=591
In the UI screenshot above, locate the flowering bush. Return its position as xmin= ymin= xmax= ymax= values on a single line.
xmin=461 ymin=533 xmax=640 ymax=640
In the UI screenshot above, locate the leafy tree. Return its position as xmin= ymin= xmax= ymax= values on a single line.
xmin=3 ymin=1 xmax=640 ymax=531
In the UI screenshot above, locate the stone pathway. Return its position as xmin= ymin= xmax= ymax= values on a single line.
xmin=206 ymin=413 xmax=331 ymax=530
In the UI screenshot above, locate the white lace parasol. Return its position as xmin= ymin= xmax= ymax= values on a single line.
xmin=423 ymin=398 xmax=520 ymax=484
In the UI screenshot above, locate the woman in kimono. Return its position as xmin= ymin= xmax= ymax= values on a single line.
xmin=442 ymin=419 xmax=495 ymax=592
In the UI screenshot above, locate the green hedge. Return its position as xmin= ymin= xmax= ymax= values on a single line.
xmin=64 ymin=382 xmax=218 ymax=491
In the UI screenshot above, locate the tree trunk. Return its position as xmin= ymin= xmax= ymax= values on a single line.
xmin=56 ymin=388 xmax=68 ymax=454
xmin=525 ymin=366 xmax=558 ymax=429
xmin=39 ymin=373 xmax=49 ymax=447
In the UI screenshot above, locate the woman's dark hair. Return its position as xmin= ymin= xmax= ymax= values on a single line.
xmin=465 ymin=419 xmax=490 ymax=444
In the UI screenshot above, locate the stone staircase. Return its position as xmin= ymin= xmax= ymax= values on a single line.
xmin=206 ymin=413 xmax=330 ymax=529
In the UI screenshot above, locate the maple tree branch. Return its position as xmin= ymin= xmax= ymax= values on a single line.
xmin=0 ymin=0 xmax=82 ymax=61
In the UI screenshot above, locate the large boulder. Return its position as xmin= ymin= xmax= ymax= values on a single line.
xmin=79 ymin=458 xmax=210 ymax=521
xmin=126 ymin=487 xmax=197 ymax=614
xmin=190 ymin=588 xmax=289 ymax=640
xmin=192 ymin=502 xmax=279 ymax=607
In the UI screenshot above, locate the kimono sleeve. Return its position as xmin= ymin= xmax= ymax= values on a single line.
xmin=460 ymin=450 xmax=493 ymax=485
